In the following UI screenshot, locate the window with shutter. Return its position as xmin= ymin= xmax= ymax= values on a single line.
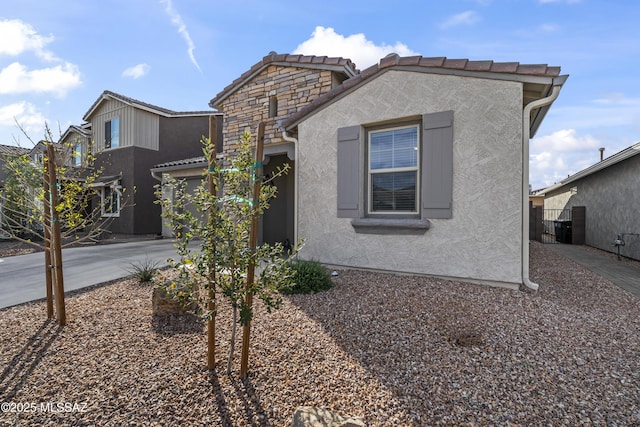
xmin=336 ymin=110 xmax=453 ymax=233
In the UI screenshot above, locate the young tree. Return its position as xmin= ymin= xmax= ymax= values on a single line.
xmin=156 ymin=126 xmax=297 ymax=376
xmin=0 ymin=125 xmax=129 ymax=324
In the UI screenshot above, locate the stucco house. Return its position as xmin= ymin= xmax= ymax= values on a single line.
xmin=156 ymin=52 xmax=567 ymax=289
xmin=540 ymin=142 xmax=640 ymax=261
xmin=280 ymin=53 xmax=567 ymax=290
xmin=62 ymin=91 xmax=215 ymax=235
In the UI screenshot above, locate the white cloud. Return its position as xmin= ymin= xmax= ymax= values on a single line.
xmin=293 ymin=26 xmax=419 ymax=70
xmin=160 ymin=0 xmax=200 ymax=71
xmin=439 ymin=11 xmax=480 ymax=29
xmin=531 ymin=128 xmax=601 ymax=153
xmin=0 ymin=19 xmax=57 ymax=61
xmin=0 ymin=62 xmax=82 ymax=98
xmin=122 ymin=63 xmax=150 ymax=79
xmin=0 ymin=101 xmax=46 ymax=142
xmin=529 ymin=129 xmax=606 ymax=189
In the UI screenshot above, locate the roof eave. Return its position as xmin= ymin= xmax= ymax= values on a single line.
xmin=209 ymin=60 xmax=357 ymax=109
xmin=284 ymin=66 xmax=568 ymax=132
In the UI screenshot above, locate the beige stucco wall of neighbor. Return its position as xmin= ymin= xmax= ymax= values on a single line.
xmin=296 ymin=70 xmax=525 ymax=287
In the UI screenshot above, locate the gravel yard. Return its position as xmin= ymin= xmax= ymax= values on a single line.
xmin=1 ymin=242 xmax=639 ymax=426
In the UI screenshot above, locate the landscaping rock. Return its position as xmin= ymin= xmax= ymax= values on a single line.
xmin=292 ymin=406 xmax=365 ymax=427
xmin=151 ymin=286 xmax=195 ymax=316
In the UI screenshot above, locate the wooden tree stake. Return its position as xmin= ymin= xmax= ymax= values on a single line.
xmin=240 ymin=121 xmax=265 ymax=378
xmin=47 ymin=143 xmax=66 ymax=326
xmin=43 ymin=163 xmax=53 ymax=319
xmin=207 ymin=115 xmax=218 ymax=369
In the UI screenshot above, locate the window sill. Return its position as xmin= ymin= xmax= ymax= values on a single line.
xmin=351 ymin=218 xmax=430 ymax=235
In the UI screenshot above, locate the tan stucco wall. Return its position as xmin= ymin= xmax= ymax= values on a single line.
xmin=296 ymin=70 xmax=525 ymax=287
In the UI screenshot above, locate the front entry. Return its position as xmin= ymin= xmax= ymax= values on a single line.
xmin=261 ymin=154 xmax=294 ymax=250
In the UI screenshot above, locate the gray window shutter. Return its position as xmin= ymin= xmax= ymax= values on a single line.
xmin=422 ymin=111 xmax=453 ymax=219
xmin=337 ymin=125 xmax=360 ymax=218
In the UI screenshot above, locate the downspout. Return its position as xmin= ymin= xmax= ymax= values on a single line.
xmin=151 ymin=169 xmax=162 ymax=182
xmin=281 ymin=128 xmax=299 ymax=247
xmin=521 ymin=84 xmax=562 ymax=290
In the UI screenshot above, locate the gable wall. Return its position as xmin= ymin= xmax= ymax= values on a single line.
xmin=218 ymin=65 xmax=336 ymax=152
xmin=544 ymin=154 xmax=640 ymax=260
xmin=297 ymin=70 xmax=525 ymax=286
xmin=91 ymin=99 xmax=160 ymax=152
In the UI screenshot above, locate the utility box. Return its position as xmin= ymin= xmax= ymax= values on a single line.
xmin=554 ymin=220 xmax=573 ymax=244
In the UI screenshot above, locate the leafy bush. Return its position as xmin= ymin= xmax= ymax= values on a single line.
xmin=280 ymin=259 xmax=333 ymax=294
xmin=128 ymin=257 xmax=161 ymax=283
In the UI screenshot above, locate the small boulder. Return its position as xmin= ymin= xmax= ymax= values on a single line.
xmin=152 ymin=287 xmax=196 ymax=316
xmin=291 ymin=406 xmax=365 ymax=427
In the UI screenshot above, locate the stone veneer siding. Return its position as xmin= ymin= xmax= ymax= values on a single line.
xmin=217 ymin=65 xmax=338 ymax=152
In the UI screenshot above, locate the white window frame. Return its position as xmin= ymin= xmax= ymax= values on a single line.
xmin=367 ymin=124 xmax=420 ymax=215
xmin=101 ymin=181 xmax=122 ymax=217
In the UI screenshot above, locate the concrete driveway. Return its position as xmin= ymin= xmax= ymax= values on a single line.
xmin=0 ymin=239 xmax=180 ymax=309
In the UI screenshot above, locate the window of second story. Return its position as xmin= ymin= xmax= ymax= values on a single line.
xmin=105 ymin=117 xmax=120 ymax=149
xmin=74 ymin=143 xmax=82 ymax=166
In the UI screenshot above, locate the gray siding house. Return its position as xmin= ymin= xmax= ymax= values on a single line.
xmin=542 ymin=142 xmax=640 ymax=261
xmin=62 ymin=91 xmax=216 ymax=235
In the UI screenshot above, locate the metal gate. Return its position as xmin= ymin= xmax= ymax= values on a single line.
xmin=541 ymin=209 xmax=571 ymax=243
xmin=530 ymin=205 xmax=585 ymax=245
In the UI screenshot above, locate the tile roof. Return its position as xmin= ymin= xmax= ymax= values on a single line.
xmin=282 ymin=53 xmax=568 ymax=130
xmin=0 ymin=144 xmax=29 ymax=156
xmin=209 ymin=52 xmax=359 ymax=108
xmin=152 ymin=156 xmax=207 ymax=169
xmin=83 ymin=90 xmax=218 ymax=121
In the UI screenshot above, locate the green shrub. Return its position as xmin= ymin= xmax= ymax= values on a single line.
xmin=128 ymin=257 xmax=161 ymax=283
xmin=280 ymin=259 xmax=333 ymax=294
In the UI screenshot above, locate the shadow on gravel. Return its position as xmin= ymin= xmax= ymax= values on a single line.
xmin=206 ymin=369 xmax=271 ymax=427
xmin=207 ymin=371 xmax=234 ymax=426
xmin=285 ymin=270 xmax=491 ymax=423
xmin=151 ymin=314 xmax=204 ymax=336
xmin=0 ymin=319 xmax=62 ymax=400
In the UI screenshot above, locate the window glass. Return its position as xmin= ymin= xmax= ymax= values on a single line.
xmin=75 ymin=143 xmax=82 ymax=166
xmin=370 ymin=127 xmax=417 ymax=170
xmin=102 ymin=184 xmax=120 ymax=216
xmin=105 ymin=118 xmax=120 ymax=149
xmin=368 ymin=125 xmax=419 ymax=213
xmin=111 ymin=118 xmax=119 ymax=148
xmin=371 ymin=171 xmax=417 ymax=212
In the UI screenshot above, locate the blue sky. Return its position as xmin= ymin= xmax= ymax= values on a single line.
xmin=1 ymin=0 xmax=638 ymax=190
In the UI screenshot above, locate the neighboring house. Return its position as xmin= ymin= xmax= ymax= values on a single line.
xmin=0 ymin=143 xmax=29 ymax=186
xmin=158 ymin=52 xmax=568 ymax=290
xmin=540 ymin=142 xmax=640 ymax=261
xmin=0 ymin=144 xmax=30 ymax=238
xmin=62 ymin=90 xmax=215 ymax=235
